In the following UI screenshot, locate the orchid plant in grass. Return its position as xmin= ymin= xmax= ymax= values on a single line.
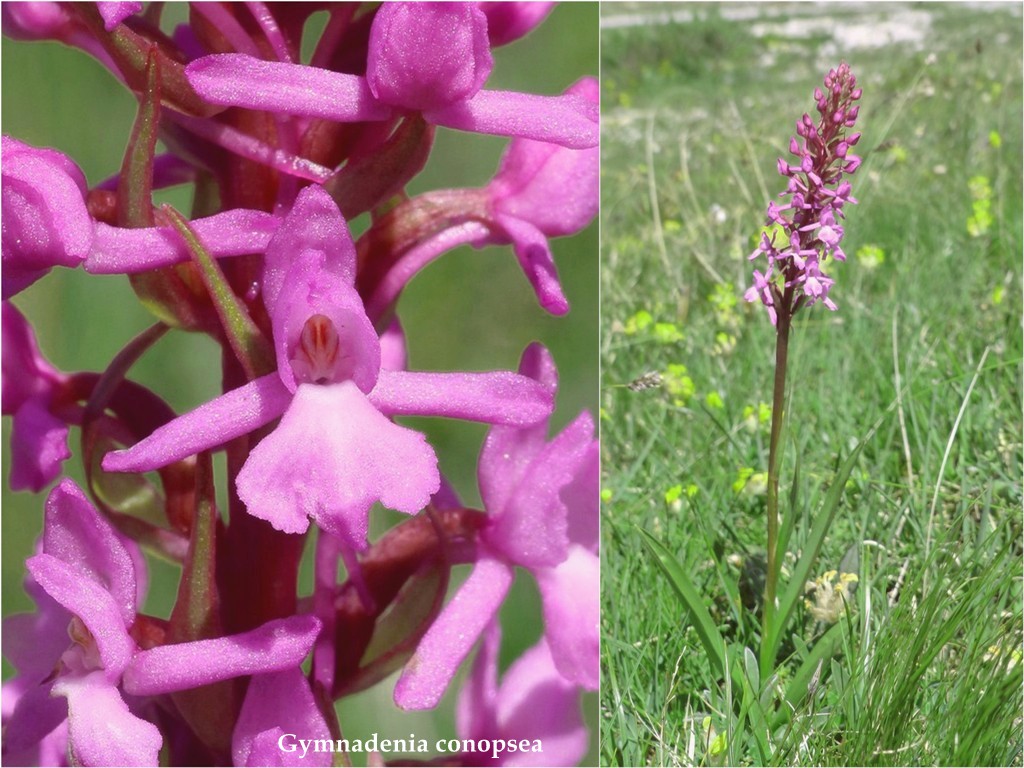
xmin=641 ymin=62 xmax=863 ymax=734
xmin=1 ymin=3 xmax=598 ymax=766
xmin=743 ymin=61 xmax=861 ymax=673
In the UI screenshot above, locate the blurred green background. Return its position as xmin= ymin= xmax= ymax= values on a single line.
xmin=2 ymin=3 xmax=598 ymax=764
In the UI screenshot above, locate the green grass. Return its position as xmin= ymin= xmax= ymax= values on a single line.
xmin=600 ymin=4 xmax=1023 ymax=766
xmin=1 ymin=5 xmax=599 ymax=764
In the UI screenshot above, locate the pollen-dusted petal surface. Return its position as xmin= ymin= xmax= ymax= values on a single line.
xmin=237 ymin=382 xmax=439 ymax=547
xmin=493 ymin=213 xmax=568 ymax=316
xmin=42 ymin=479 xmax=140 ymax=624
xmin=25 ymin=554 xmax=135 ymax=678
xmin=261 ymin=185 xmax=358 ymax=311
xmin=52 ymin=671 xmax=162 ymax=767
xmin=427 ymin=88 xmax=599 ymax=149
xmin=96 ymin=2 xmax=140 ymax=30
xmin=536 ymin=545 xmax=599 ymax=690
xmin=370 ymin=370 xmax=553 ymax=426
xmin=186 ymin=54 xmax=391 ymax=122
xmin=233 ymin=669 xmax=332 ymax=767
xmin=103 ymin=373 xmax=292 ymax=473
xmin=367 ymin=2 xmax=493 ymax=112
xmin=482 ymin=411 xmax=595 ymax=569
xmin=489 ymin=77 xmax=599 ymax=236
xmin=122 ymin=615 xmax=321 ymax=696
xmin=86 ymin=209 xmax=280 ymax=274
xmin=491 ymin=639 xmax=588 ymax=767
xmin=475 ymin=343 xmax=557 ymax=517
xmin=394 ymin=554 xmax=513 ymax=711
xmin=2 ymin=136 xmax=92 ymax=296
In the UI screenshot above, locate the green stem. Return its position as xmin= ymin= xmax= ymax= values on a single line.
xmin=762 ymin=303 xmax=791 ymax=675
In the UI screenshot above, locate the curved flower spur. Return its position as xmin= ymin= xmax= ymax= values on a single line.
xmin=2 ymin=3 xmax=598 ymax=766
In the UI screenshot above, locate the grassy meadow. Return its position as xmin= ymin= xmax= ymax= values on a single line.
xmin=599 ymin=3 xmax=1023 ymax=766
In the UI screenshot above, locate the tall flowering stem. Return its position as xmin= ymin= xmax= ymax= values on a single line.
xmin=744 ymin=63 xmax=861 ymax=670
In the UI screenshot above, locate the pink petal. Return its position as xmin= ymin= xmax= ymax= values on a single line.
xmin=42 ymin=479 xmax=140 ymax=624
xmin=233 ymin=669 xmax=332 ymax=767
xmin=245 ymin=730 xmax=289 ymax=767
xmin=2 ymin=137 xmax=91 ymax=297
xmin=427 ymin=89 xmax=598 ymax=149
xmin=481 ymin=2 xmax=556 ymax=46
xmin=122 ymin=615 xmax=320 ymax=696
xmin=477 ymin=344 xmax=557 ymax=517
xmin=96 ymin=2 xmax=140 ymax=29
xmin=493 ymin=213 xmax=569 ymax=315
xmin=455 ymin=620 xmax=501 ymax=741
xmin=1 ymin=680 xmax=68 ymax=756
xmin=103 ymin=373 xmax=291 ymax=473
xmin=484 ymin=411 xmax=595 ymax=569
xmin=493 ymin=639 xmax=588 ymax=767
xmin=26 ymin=554 xmax=134 ymax=677
xmin=9 ymin=398 xmax=70 ymax=492
xmin=394 ymin=554 xmax=513 ymax=711
xmin=367 ymin=3 xmax=492 ymax=111
xmin=369 ymin=370 xmax=553 ymax=426
xmin=2 ymin=300 xmax=64 ymax=413
xmin=489 ymin=78 xmax=599 ymax=237
xmin=186 ymin=54 xmax=392 ymax=122
xmin=237 ymin=382 xmax=438 ymax=545
xmin=1 ymin=3 xmax=70 ymax=40
xmin=379 ymin=318 xmax=407 ymax=372
xmin=97 ymin=153 xmax=196 ymax=192
xmin=85 ymin=208 xmax=280 ymax=274
xmin=536 ymin=545 xmax=599 ymax=690
xmin=52 ymin=671 xmax=162 ymax=766
xmin=261 ymin=185 xmax=357 ymax=312
xmin=564 ymin=441 xmax=599 ymax=552
xmin=2 ymin=592 xmax=71 ymax=683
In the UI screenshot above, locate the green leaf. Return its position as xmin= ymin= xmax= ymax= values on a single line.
xmin=160 ymin=205 xmax=275 ymax=379
xmin=120 ymin=50 xmax=208 ymax=330
xmin=169 ymin=452 xmax=220 ymax=642
xmin=767 ymin=428 xmax=873 ymax=667
xmin=774 ymin=621 xmax=845 ymax=729
xmin=637 ymin=526 xmax=725 ymax=676
xmin=743 ymin=645 xmax=760 ymax=691
xmin=337 ymin=558 xmax=450 ymax=696
xmin=118 ymin=47 xmax=159 ymax=228
xmin=732 ymin=648 xmax=770 ymax=764
xmin=166 ymin=453 xmax=237 ymax=756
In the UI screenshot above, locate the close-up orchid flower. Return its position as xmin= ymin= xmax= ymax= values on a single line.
xmin=1 ymin=3 xmax=598 ymax=766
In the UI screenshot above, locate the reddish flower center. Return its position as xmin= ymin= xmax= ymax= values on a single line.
xmin=292 ymin=314 xmax=341 ymax=385
xmin=65 ymin=615 xmax=103 ymax=671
